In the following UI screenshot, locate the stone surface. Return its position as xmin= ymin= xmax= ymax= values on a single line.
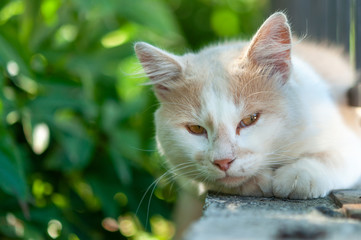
xmin=330 ymin=189 xmax=361 ymax=220
xmin=330 ymin=189 xmax=361 ymax=206
xmin=344 ymin=204 xmax=361 ymax=220
xmin=184 ymin=191 xmax=361 ymax=240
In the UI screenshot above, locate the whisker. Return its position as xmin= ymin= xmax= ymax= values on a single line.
xmin=136 ymin=162 xmax=196 ymax=216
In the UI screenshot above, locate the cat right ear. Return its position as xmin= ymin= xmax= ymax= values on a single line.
xmin=246 ymin=12 xmax=292 ymax=84
xmin=134 ymin=42 xmax=183 ymax=100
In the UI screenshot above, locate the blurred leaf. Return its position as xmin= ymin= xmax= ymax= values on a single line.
xmin=101 ymin=24 xmax=137 ymax=48
xmin=73 ymin=0 xmax=180 ymax=36
xmin=20 ymin=0 xmax=41 ymax=43
xmin=0 ymin=152 xmax=26 ymax=198
xmin=109 ymin=142 xmax=132 ymax=186
xmin=0 ymin=131 xmax=28 ymax=201
xmin=111 ymin=128 xmax=141 ymax=163
xmin=116 ymin=0 xmax=180 ymax=36
xmin=41 ymin=0 xmax=61 ymax=26
xmin=0 ymin=34 xmax=30 ymax=76
xmin=101 ymin=100 xmax=121 ymax=133
xmin=116 ymin=56 xmax=147 ymax=101
xmin=23 ymin=224 xmax=45 ymax=240
xmin=0 ymin=0 xmax=24 ymax=25
xmin=53 ymin=114 xmax=95 ymax=170
xmin=87 ymin=176 xmax=120 ymax=218
xmin=211 ymin=8 xmax=239 ymax=37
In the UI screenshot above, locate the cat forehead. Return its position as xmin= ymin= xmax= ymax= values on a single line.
xmin=200 ymin=84 xmax=242 ymax=126
xmin=181 ymin=45 xmax=242 ymax=97
xmin=184 ymin=43 xmax=248 ymax=74
xmin=181 ymin=43 xmax=272 ymax=106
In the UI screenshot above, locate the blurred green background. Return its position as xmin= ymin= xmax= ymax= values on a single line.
xmin=0 ymin=0 xmax=268 ymax=239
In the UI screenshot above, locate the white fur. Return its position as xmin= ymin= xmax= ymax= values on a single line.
xmin=135 ymin=12 xmax=361 ymax=200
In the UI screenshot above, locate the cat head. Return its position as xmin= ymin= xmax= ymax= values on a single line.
xmin=135 ymin=12 xmax=298 ymax=191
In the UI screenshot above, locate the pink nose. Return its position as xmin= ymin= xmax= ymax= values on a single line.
xmin=213 ymin=158 xmax=234 ymax=171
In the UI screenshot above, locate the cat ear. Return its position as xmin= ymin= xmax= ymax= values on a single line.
xmin=134 ymin=42 xmax=183 ymax=100
xmin=246 ymin=12 xmax=292 ymax=83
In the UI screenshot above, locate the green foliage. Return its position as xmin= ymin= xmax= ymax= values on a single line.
xmin=0 ymin=0 xmax=268 ymax=239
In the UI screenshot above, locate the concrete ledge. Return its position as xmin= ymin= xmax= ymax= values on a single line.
xmin=184 ymin=190 xmax=361 ymax=240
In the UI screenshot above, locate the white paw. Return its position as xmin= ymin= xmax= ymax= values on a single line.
xmin=273 ymin=159 xmax=332 ymax=199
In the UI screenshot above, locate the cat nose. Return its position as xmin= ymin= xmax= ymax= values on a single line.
xmin=213 ymin=158 xmax=234 ymax=171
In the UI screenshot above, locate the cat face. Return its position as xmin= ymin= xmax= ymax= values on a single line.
xmin=135 ymin=13 xmax=296 ymax=190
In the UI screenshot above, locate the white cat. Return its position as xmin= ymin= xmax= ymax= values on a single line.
xmin=135 ymin=11 xmax=361 ymax=211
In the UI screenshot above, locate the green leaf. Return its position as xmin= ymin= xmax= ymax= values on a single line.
xmin=53 ymin=113 xmax=95 ymax=170
xmin=116 ymin=0 xmax=180 ymax=35
xmin=0 ymin=121 xmax=28 ymax=202
xmin=72 ymin=0 xmax=180 ymax=35
xmin=109 ymin=143 xmax=132 ymax=186
xmin=28 ymin=76 xmax=84 ymax=115
xmin=110 ymin=128 xmax=141 ymax=163
xmin=0 ymin=33 xmax=30 ymax=76
xmin=0 ymin=149 xmax=27 ymax=200
xmin=87 ymin=176 xmax=120 ymax=218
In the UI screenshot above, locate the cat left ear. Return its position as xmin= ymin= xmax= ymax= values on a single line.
xmin=246 ymin=12 xmax=292 ymax=84
xmin=134 ymin=42 xmax=183 ymax=100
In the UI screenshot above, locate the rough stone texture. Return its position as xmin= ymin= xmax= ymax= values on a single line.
xmin=184 ymin=191 xmax=361 ymax=240
xmin=330 ymin=190 xmax=361 ymax=220
xmin=330 ymin=189 xmax=361 ymax=206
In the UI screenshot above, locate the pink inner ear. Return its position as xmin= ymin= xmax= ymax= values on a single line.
xmin=270 ymin=25 xmax=291 ymax=73
xmin=155 ymin=84 xmax=169 ymax=91
xmin=247 ymin=13 xmax=292 ymax=82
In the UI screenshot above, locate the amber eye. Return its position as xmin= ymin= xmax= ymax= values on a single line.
xmin=187 ymin=125 xmax=207 ymax=135
xmin=238 ymin=113 xmax=260 ymax=130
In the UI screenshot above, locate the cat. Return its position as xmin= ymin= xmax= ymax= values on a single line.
xmin=134 ymin=11 xmax=361 ymax=235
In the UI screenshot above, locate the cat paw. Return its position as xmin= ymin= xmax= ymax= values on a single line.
xmin=273 ymin=159 xmax=332 ymax=199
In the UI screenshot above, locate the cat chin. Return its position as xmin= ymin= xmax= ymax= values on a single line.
xmin=216 ymin=175 xmax=250 ymax=188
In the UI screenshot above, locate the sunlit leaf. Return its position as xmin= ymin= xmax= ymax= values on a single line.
xmin=211 ymin=8 xmax=239 ymax=37
xmin=150 ymin=215 xmax=175 ymax=239
xmin=116 ymin=56 xmax=147 ymax=101
xmin=0 ymin=0 xmax=24 ymax=25
xmin=41 ymin=0 xmax=60 ymax=26
xmin=54 ymin=24 xmax=78 ymax=47
xmin=101 ymin=28 xmax=130 ymax=48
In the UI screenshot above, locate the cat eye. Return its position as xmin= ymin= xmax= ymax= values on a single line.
xmin=237 ymin=113 xmax=260 ymax=133
xmin=187 ymin=125 xmax=207 ymax=136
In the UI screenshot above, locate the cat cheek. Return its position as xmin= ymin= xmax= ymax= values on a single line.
xmin=194 ymin=152 xmax=205 ymax=162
